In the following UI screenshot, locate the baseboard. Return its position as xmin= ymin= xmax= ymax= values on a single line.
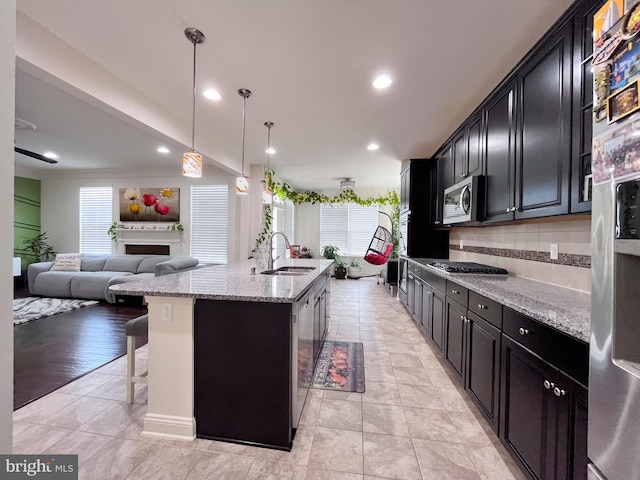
xmin=141 ymin=413 xmax=196 ymax=441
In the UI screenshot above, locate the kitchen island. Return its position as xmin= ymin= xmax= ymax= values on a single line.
xmin=109 ymin=258 xmax=333 ymax=450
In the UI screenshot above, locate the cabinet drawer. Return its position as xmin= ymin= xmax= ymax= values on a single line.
xmin=503 ymin=307 xmax=588 ymax=386
xmin=446 ymin=280 xmax=469 ymax=308
xmin=421 ymin=268 xmax=446 ymax=293
xmin=469 ymin=291 xmax=503 ymax=329
xmin=409 ymin=262 xmax=422 ymax=277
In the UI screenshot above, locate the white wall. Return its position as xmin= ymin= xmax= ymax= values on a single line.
xmin=1 ymin=0 xmax=16 ymax=453
xmin=39 ymin=166 xmax=244 ymax=262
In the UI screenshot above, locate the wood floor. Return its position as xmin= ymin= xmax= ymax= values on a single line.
xmin=13 ymin=288 xmax=147 ymax=410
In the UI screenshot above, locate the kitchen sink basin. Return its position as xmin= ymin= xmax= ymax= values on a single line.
xmin=260 ymin=266 xmax=316 ymax=276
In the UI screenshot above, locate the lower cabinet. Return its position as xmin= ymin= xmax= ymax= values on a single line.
xmin=501 ymin=335 xmax=588 ymax=480
xmin=400 ymin=259 xmax=588 ymax=480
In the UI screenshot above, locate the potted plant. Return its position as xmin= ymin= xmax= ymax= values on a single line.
xmin=321 ymin=245 xmax=339 ymax=259
xmin=347 ymin=258 xmax=362 ymax=279
xmin=334 ymin=257 xmax=348 ymax=280
xmin=23 ymin=232 xmax=56 ymax=262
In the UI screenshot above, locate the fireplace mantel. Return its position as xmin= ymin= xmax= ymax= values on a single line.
xmin=115 ymin=226 xmax=183 ymax=256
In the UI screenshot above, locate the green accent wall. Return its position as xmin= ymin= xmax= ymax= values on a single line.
xmin=14 ymin=176 xmax=41 ymax=270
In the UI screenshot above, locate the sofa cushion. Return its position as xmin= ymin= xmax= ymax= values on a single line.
xmin=103 ymin=255 xmax=146 ymax=273
xmin=81 ymin=254 xmax=110 ymax=272
xmin=70 ymin=271 xmax=133 ymax=300
xmin=105 ymin=273 xmax=154 ymax=303
xmin=32 ymin=271 xmax=75 ymax=298
xmin=137 ymin=256 xmax=171 ymax=274
xmin=155 ymin=256 xmax=200 ymax=276
xmin=50 ymin=253 xmax=84 ymax=272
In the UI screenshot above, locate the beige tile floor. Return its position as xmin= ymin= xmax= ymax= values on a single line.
xmin=13 ymin=277 xmax=526 ymax=480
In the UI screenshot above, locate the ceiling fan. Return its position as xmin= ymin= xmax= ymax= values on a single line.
xmin=14 ymin=117 xmax=58 ymax=164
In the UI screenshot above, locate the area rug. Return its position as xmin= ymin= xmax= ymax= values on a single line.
xmin=13 ymin=297 xmax=99 ymax=326
xmin=309 ymin=341 xmax=365 ymax=393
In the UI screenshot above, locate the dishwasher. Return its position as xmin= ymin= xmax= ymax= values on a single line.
xmin=291 ymin=287 xmax=314 ymax=429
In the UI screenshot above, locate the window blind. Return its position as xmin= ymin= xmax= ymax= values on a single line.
xmin=272 ymin=198 xmax=295 ymax=258
xmin=320 ymin=203 xmax=379 ymax=256
xmin=79 ymin=187 xmax=113 ymax=254
xmin=190 ymin=185 xmax=228 ymax=264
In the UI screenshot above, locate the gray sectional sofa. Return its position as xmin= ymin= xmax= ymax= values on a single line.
xmin=27 ymin=254 xmax=200 ymax=303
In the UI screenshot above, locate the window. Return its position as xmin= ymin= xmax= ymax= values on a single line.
xmin=272 ymin=198 xmax=295 ymax=258
xmin=190 ymin=185 xmax=228 ymax=263
xmin=320 ymin=203 xmax=379 ymax=256
xmin=79 ymin=187 xmax=114 ymax=254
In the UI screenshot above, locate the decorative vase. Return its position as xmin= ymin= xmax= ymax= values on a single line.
xmin=334 ymin=265 xmax=347 ymax=279
xmin=347 ymin=266 xmax=362 ymax=279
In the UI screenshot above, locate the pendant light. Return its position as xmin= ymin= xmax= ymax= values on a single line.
xmin=182 ymin=28 xmax=205 ymax=178
xmin=262 ymin=121 xmax=274 ymax=204
xmin=235 ymin=88 xmax=252 ymax=194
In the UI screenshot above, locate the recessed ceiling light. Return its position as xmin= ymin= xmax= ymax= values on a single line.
xmin=367 ymin=143 xmax=380 ymax=151
xmin=265 ymin=147 xmax=276 ymax=155
xmin=203 ymin=89 xmax=221 ymax=100
xmin=373 ymin=73 xmax=392 ymax=89
xmin=157 ymin=146 xmax=170 ymax=154
xmin=43 ymin=152 xmax=59 ymax=159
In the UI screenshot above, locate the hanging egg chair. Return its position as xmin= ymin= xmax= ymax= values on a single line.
xmin=364 ymin=212 xmax=394 ymax=265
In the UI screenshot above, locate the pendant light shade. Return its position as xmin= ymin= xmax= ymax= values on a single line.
xmin=182 ymin=28 xmax=205 ymax=178
xmin=236 ymin=88 xmax=252 ymax=195
xmin=262 ymin=121 xmax=274 ymax=204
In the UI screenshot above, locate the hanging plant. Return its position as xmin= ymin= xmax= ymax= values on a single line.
xmin=250 ymin=204 xmax=273 ymax=258
xmin=265 ymin=170 xmax=399 ymax=207
xmin=107 ymin=222 xmax=119 ymax=242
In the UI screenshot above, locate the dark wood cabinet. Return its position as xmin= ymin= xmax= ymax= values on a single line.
xmin=399 ymin=160 xmax=449 ymax=258
xmin=453 ymin=131 xmax=467 ymax=184
xmin=570 ymin=0 xmax=599 ymax=213
xmin=501 ymin=334 xmax=588 ymax=480
xmin=444 ymin=298 xmax=466 ymax=380
xmin=484 ymin=81 xmax=517 ymax=223
xmin=421 ymin=282 xmax=432 ymax=335
xmin=430 ymin=288 xmax=445 ymax=352
xmin=444 ymin=285 xmax=502 ymax=431
xmin=466 ymin=311 xmax=501 ymax=430
xmin=434 ymin=143 xmax=453 ymax=226
xmin=515 ymin=21 xmax=572 ymax=219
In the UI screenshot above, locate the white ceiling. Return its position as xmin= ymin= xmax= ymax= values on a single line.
xmin=14 ymin=0 xmax=574 ymax=191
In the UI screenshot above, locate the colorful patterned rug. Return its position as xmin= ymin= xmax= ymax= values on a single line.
xmin=309 ymin=341 xmax=365 ymax=393
xmin=13 ymin=297 xmax=99 ymax=326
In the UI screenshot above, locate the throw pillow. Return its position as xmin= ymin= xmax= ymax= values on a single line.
xmin=50 ymin=253 xmax=84 ymax=272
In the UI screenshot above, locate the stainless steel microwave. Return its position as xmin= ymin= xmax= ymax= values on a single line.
xmin=443 ymin=175 xmax=483 ymax=225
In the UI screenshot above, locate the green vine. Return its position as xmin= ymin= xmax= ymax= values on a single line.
xmin=108 ymin=222 xmax=118 ymax=241
xmin=250 ymin=204 xmax=273 ymax=257
xmin=265 ymin=170 xmax=399 ymax=207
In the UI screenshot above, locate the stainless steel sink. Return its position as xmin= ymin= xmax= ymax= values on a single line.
xmin=260 ymin=266 xmax=316 ymax=276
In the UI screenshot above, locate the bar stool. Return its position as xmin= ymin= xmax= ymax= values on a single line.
xmin=126 ymin=314 xmax=148 ymax=404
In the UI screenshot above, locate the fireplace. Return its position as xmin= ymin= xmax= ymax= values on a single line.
xmin=125 ymin=244 xmax=171 ymax=255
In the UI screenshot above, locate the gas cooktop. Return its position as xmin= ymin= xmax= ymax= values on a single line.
xmin=428 ymin=261 xmax=508 ymax=275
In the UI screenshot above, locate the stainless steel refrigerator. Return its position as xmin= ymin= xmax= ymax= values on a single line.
xmin=589 ymin=3 xmax=640 ymax=475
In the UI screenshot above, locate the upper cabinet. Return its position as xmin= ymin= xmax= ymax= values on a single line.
xmin=453 ymin=115 xmax=484 ymax=184
xmin=515 ymin=20 xmax=572 ymax=219
xmin=571 ymin=0 xmax=599 ymax=213
xmin=432 ymin=0 xmax=599 ymax=225
xmin=434 ymin=143 xmax=453 ymax=226
xmin=484 ymin=81 xmax=517 ymax=223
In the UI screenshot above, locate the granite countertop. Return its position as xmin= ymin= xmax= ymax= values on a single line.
xmin=109 ymin=258 xmax=334 ymax=303
xmin=409 ymin=258 xmax=591 ymax=343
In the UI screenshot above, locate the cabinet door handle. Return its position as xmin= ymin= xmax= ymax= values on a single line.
xmin=518 ymin=327 xmax=531 ymax=336
xmin=505 ymin=208 xmax=510 ymax=213
xmin=478 ymin=304 xmax=487 ymax=310
xmin=511 ymin=206 xmax=517 ymax=212
xmin=451 ymin=289 xmax=460 ymax=295
xmin=553 ymin=387 xmax=566 ymax=397
xmin=543 ymin=380 xmax=555 ymax=390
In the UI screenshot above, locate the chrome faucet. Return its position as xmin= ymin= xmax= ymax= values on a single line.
xmin=268 ymin=231 xmax=291 ymax=270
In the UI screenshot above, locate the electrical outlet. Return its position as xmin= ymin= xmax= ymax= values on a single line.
xmin=550 ymin=244 xmax=558 ymax=260
xmin=460 ymin=239 xmax=464 ymax=250
xmin=161 ymin=303 xmax=173 ymax=322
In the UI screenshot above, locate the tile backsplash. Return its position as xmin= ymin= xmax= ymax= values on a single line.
xmin=448 ymin=215 xmax=591 ymax=293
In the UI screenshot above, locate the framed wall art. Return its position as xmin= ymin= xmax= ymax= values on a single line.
xmin=607 ymin=79 xmax=640 ymax=123
xmin=119 ymin=187 xmax=180 ymax=222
